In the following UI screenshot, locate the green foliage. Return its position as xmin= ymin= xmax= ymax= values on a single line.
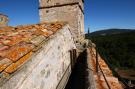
xmin=86 ymin=31 xmax=135 ymax=70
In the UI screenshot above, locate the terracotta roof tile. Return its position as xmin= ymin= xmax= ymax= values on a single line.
xmin=5 ymin=51 xmax=33 ymax=74
xmin=0 ymin=58 xmax=12 ymax=72
xmin=0 ymin=72 xmax=10 ymax=81
xmin=5 ymin=42 xmax=34 ymax=62
xmin=89 ymin=48 xmax=123 ymax=89
xmin=0 ymin=46 xmax=9 ymax=51
xmin=30 ymin=35 xmax=45 ymax=46
xmin=0 ymin=22 xmax=64 ymax=82
xmin=1 ymin=72 xmax=10 ymax=78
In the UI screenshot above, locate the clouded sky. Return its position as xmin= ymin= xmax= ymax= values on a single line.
xmin=0 ymin=0 xmax=135 ymax=32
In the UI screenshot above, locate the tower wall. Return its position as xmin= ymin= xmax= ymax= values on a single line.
xmin=39 ymin=0 xmax=84 ymax=42
xmin=0 ymin=14 xmax=9 ymax=27
xmin=39 ymin=0 xmax=84 ymax=10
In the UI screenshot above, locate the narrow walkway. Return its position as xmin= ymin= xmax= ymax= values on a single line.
xmin=65 ymin=50 xmax=87 ymax=89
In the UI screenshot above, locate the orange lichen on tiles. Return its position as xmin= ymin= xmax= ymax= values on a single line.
xmin=4 ymin=63 xmax=17 ymax=74
xmin=0 ymin=30 xmax=4 ymax=33
xmin=0 ymin=58 xmax=12 ymax=72
xmin=18 ymin=47 xmax=27 ymax=53
xmin=96 ymin=75 xmax=105 ymax=89
xmin=0 ymin=22 xmax=64 ymax=79
xmin=5 ymin=51 xmax=33 ymax=74
xmin=6 ymin=43 xmax=34 ymax=62
xmin=0 ymin=72 xmax=10 ymax=79
xmin=0 ymin=26 xmax=14 ymax=31
xmin=42 ymin=31 xmax=52 ymax=37
xmin=54 ymin=24 xmax=63 ymax=29
xmin=98 ymin=76 xmax=123 ymax=89
xmin=89 ymin=47 xmax=123 ymax=89
xmin=7 ymin=49 xmax=19 ymax=62
xmin=33 ymin=28 xmax=53 ymax=37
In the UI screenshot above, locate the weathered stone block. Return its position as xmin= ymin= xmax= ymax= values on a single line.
xmin=39 ymin=0 xmax=84 ymax=42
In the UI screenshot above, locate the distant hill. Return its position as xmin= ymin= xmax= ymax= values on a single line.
xmin=86 ymin=29 xmax=135 ymax=82
xmin=87 ymin=29 xmax=135 ymax=36
xmin=86 ymin=30 xmax=135 ymax=70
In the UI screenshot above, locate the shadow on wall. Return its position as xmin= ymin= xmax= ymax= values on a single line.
xmin=65 ymin=50 xmax=89 ymax=89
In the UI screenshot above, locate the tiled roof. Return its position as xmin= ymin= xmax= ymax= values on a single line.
xmin=0 ymin=22 xmax=64 ymax=81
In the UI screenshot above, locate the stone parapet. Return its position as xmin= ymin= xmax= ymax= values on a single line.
xmin=86 ymin=48 xmax=97 ymax=89
xmin=87 ymin=47 xmax=123 ymax=89
xmin=0 ymin=23 xmax=76 ymax=89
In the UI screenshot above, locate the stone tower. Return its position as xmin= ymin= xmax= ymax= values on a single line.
xmin=0 ymin=14 xmax=9 ymax=27
xmin=39 ymin=0 xmax=84 ymax=43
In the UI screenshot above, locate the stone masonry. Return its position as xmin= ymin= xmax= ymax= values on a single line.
xmin=39 ymin=0 xmax=84 ymax=43
xmin=0 ymin=14 xmax=9 ymax=27
xmin=0 ymin=23 xmax=76 ymax=89
xmin=0 ymin=0 xmax=85 ymax=89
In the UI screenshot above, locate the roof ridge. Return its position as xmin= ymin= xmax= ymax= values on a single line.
xmin=0 ymin=22 xmax=64 ymax=85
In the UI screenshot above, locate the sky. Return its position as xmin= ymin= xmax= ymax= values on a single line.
xmin=85 ymin=0 xmax=135 ymax=32
xmin=0 ymin=0 xmax=135 ymax=32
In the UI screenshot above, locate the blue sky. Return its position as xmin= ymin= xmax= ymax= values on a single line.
xmin=85 ymin=0 xmax=135 ymax=32
xmin=0 ymin=0 xmax=135 ymax=32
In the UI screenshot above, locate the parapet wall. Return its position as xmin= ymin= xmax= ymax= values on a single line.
xmin=0 ymin=25 xmax=76 ymax=89
xmin=86 ymin=49 xmax=97 ymax=89
xmin=86 ymin=47 xmax=123 ymax=89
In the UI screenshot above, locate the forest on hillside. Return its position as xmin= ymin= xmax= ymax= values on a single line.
xmin=86 ymin=31 xmax=135 ymax=70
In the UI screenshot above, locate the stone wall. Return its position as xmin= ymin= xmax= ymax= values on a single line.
xmin=87 ymin=47 xmax=123 ymax=89
xmin=86 ymin=48 xmax=97 ymax=89
xmin=39 ymin=0 xmax=84 ymax=10
xmin=0 ymin=25 xmax=76 ymax=89
xmin=0 ymin=14 xmax=8 ymax=27
xmin=77 ymin=5 xmax=84 ymax=39
xmin=39 ymin=0 xmax=84 ymax=42
xmin=39 ymin=5 xmax=84 ymax=42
